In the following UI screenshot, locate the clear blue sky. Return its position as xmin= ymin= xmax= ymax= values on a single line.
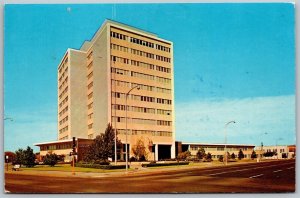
xmin=4 ymin=3 xmax=295 ymax=152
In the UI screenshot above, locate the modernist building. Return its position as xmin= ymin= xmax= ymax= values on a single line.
xmin=35 ymin=138 xmax=93 ymax=162
xmin=255 ymin=145 xmax=295 ymax=159
xmin=50 ymin=19 xmax=175 ymax=161
xmin=176 ymin=142 xmax=255 ymax=160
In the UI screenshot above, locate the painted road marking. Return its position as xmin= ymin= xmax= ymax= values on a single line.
xmin=249 ymin=174 xmax=264 ymax=178
xmin=287 ymin=167 xmax=294 ymax=170
xmin=273 ymin=170 xmax=282 ymax=173
xmin=208 ymin=161 xmax=295 ymax=176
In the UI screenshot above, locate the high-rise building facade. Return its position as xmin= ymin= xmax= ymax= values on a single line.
xmin=57 ymin=20 xmax=175 ymax=160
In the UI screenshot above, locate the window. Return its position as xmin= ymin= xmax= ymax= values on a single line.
xmin=88 ymin=113 xmax=93 ymax=119
xmin=87 ymin=72 xmax=93 ymax=79
xmin=88 ymin=92 xmax=93 ymax=99
xmin=88 ymin=123 xmax=93 ymax=129
xmin=88 ymin=102 xmax=93 ymax=109
xmin=87 ymin=82 xmax=93 ymax=89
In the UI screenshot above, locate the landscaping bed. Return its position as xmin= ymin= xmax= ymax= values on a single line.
xmin=142 ymin=162 xmax=189 ymax=167
xmin=75 ymin=163 xmax=129 ymax=170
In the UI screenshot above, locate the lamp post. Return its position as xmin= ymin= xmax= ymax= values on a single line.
xmin=276 ymin=137 xmax=283 ymax=160
xmin=224 ymin=121 xmax=235 ymax=165
xmin=259 ymin=132 xmax=268 ymax=162
xmin=125 ymin=85 xmax=140 ymax=172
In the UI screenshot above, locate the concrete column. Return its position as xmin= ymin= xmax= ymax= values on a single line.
xmin=171 ymin=142 xmax=176 ymax=159
xmin=155 ymin=144 xmax=158 ymax=161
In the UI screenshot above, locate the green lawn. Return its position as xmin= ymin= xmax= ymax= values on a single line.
xmin=17 ymin=164 xmax=129 ymax=173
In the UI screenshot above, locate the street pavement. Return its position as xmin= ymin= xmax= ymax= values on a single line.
xmin=5 ymin=159 xmax=295 ymax=193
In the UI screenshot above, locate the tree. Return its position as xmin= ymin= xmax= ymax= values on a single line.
xmin=14 ymin=147 xmax=36 ymax=167
xmin=14 ymin=148 xmax=25 ymax=166
xmin=218 ymin=155 xmax=224 ymax=162
xmin=84 ymin=123 xmax=121 ymax=163
xmin=43 ymin=153 xmax=59 ymax=166
xmin=177 ymin=151 xmax=191 ymax=161
xmin=263 ymin=151 xmax=275 ymax=157
xmin=132 ymin=138 xmax=147 ymax=161
xmin=205 ymin=152 xmax=212 ymax=161
xmin=23 ymin=146 xmax=36 ymax=167
xmin=196 ymin=147 xmax=206 ymax=160
xmin=238 ymin=149 xmax=244 ymax=160
xmin=231 ymin=152 xmax=236 ymax=160
xmin=251 ymin=150 xmax=257 ymax=159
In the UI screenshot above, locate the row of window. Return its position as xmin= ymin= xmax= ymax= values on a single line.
xmin=112 ymin=55 xmax=171 ymax=74
xmin=112 ymin=104 xmax=156 ymax=114
xmin=87 ymin=82 xmax=93 ymax=90
xmin=156 ymin=44 xmax=171 ymax=52
xmin=111 ymin=67 xmax=171 ymax=84
xmin=111 ymin=31 xmax=128 ymax=41
xmin=112 ymin=80 xmax=171 ymax=94
xmin=88 ymin=113 xmax=93 ymax=119
xmin=111 ymin=31 xmax=171 ymax=52
xmin=59 ymin=96 xmax=68 ymax=108
xmin=131 ymin=48 xmax=155 ymax=59
xmin=87 ymin=71 xmax=93 ymax=79
xmin=117 ymin=129 xmax=172 ymax=137
xmin=59 ymin=135 xmax=69 ymax=140
xmin=88 ymin=134 xmax=94 ymax=139
xmin=87 ymin=51 xmax=93 ymax=60
xmin=190 ymin=146 xmax=250 ymax=151
xmin=59 ymin=86 xmax=68 ymax=99
xmin=112 ymin=92 xmax=172 ymax=105
xmin=40 ymin=143 xmax=72 ymax=151
xmin=112 ymin=116 xmax=172 ymax=126
xmin=111 ymin=43 xmax=129 ymax=52
xmin=157 ymin=98 xmax=172 ymax=105
xmin=59 ymin=126 xmax=68 ymax=134
xmin=59 ymin=106 xmax=68 ymax=117
xmin=131 ymin=60 xmax=155 ymax=70
xmin=87 ymin=61 xmax=93 ymax=70
xmin=59 ymin=116 xmax=68 ymax=126
xmin=88 ymin=102 xmax=93 ymax=109
xmin=58 ymin=56 xmax=68 ymax=74
xmin=88 ymin=92 xmax=93 ymax=100
xmin=59 ymin=77 xmax=68 ymax=91
xmin=59 ymin=66 xmax=68 ymax=83
xmin=130 ymin=37 xmax=155 ymax=48
xmin=156 ymin=55 xmax=171 ymax=63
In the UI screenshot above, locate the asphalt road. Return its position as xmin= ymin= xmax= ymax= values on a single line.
xmin=5 ymin=159 xmax=295 ymax=193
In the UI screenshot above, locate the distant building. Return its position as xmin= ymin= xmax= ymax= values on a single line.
xmin=176 ymin=142 xmax=255 ymax=160
xmin=255 ymin=145 xmax=295 ymax=159
xmin=35 ymin=138 xmax=93 ymax=162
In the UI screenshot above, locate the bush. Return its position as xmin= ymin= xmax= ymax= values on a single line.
xmin=75 ymin=163 xmax=128 ymax=169
xmin=142 ymin=162 xmax=189 ymax=167
xmin=218 ymin=156 xmax=224 ymax=162
xmin=129 ymin=156 xmax=137 ymax=162
xmin=43 ymin=153 xmax=59 ymax=167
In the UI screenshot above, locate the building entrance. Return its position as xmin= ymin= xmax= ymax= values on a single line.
xmin=158 ymin=145 xmax=171 ymax=160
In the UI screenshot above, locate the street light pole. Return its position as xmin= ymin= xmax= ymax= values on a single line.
xmin=259 ymin=132 xmax=268 ymax=162
xmin=276 ymin=138 xmax=283 ymax=160
xmin=224 ymin=121 xmax=235 ymax=165
xmin=125 ymin=85 xmax=140 ymax=172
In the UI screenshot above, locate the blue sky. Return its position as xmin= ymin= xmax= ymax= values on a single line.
xmin=4 ymin=3 xmax=295 ymax=152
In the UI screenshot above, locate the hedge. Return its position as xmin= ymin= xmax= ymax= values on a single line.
xmin=75 ymin=163 xmax=129 ymax=170
xmin=142 ymin=162 xmax=189 ymax=167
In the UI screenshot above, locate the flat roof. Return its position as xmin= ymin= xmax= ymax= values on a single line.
xmin=34 ymin=138 xmax=91 ymax=146
xmin=182 ymin=142 xmax=255 ymax=147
